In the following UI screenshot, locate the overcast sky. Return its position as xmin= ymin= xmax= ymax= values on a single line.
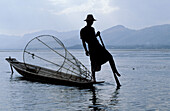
xmin=0 ymin=0 xmax=170 ymax=35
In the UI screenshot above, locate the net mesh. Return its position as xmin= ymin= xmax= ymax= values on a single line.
xmin=23 ymin=35 xmax=92 ymax=80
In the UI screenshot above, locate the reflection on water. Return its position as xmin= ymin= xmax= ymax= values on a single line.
xmin=89 ymin=87 xmax=105 ymax=111
xmin=7 ymin=75 xmax=121 ymax=111
xmin=9 ymin=76 xmax=121 ymax=111
xmin=109 ymin=87 xmax=120 ymax=106
xmin=89 ymin=87 xmax=120 ymax=111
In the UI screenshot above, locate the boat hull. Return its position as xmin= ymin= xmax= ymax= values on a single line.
xmin=14 ymin=65 xmax=94 ymax=87
xmin=6 ymin=58 xmax=103 ymax=88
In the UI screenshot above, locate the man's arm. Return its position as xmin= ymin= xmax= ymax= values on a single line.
xmin=82 ymin=40 xmax=89 ymax=56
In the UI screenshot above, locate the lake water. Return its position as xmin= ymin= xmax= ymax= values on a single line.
xmin=0 ymin=49 xmax=169 ymax=111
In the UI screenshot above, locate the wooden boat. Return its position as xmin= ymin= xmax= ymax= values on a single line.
xmin=6 ymin=35 xmax=104 ymax=88
xmin=6 ymin=57 xmax=103 ymax=88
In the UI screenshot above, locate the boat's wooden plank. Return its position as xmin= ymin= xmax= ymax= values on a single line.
xmin=6 ymin=58 xmax=104 ymax=87
xmin=13 ymin=61 xmax=91 ymax=82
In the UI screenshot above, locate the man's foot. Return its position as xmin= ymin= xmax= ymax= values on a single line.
xmin=116 ymin=72 xmax=121 ymax=77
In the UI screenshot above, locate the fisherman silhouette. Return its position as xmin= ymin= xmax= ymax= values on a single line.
xmin=80 ymin=14 xmax=121 ymax=83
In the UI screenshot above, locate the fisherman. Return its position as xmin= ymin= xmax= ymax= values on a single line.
xmin=80 ymin=14 xmax=121 ymax=82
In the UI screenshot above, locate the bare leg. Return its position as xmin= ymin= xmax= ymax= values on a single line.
xmin=108 ymin=55 xmax=121 ymax=77
xmin=92 ymin=70 xmax=96 ymax=82
xmin=91 ymin=65 xmax=96 ymax=82
xmin=108 ymin=55 xmax=121 ymax=87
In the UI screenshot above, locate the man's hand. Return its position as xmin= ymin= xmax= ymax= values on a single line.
xmin=96 ymin=31 xmax=100 ymax=37
xmin=85 ymin=51 xmax=90 ymax=56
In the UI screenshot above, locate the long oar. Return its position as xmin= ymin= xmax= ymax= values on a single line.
xmin=98 ymin=35 xmax=121 ymax=87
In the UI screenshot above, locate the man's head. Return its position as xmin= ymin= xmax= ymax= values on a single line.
xmin=84 ymin=14 xmax=96 ymax=21
xmin=84 ymin=14 xmax=96 ymax=26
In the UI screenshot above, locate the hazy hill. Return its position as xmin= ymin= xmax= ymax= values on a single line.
xmin=102 ymin=25 xmax=136 ymax=46
xmin=0 ymin=30 xmax=80 ymax=49
xmin=0 ymin=24 xmax=170 ymax=49
xmin=102 ymin=24 xmax=170 ymax=48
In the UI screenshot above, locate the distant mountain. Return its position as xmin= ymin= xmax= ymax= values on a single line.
xmin=102 ymin=25 xmax=136 ymax=46
xmin=0 ymin=24 xmax=170 ymax=49
xmin=0 ymin=30 xmax=80 ymax=49
xmin=102 ymin=24 xmax=170 ymax=48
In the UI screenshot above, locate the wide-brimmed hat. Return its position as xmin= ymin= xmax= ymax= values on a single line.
xmin=84 ymin=14 xmax=96 ymax=21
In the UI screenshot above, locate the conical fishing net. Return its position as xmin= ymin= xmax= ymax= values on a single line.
xmin=23 ymin=35 xmax=92 ymax=81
